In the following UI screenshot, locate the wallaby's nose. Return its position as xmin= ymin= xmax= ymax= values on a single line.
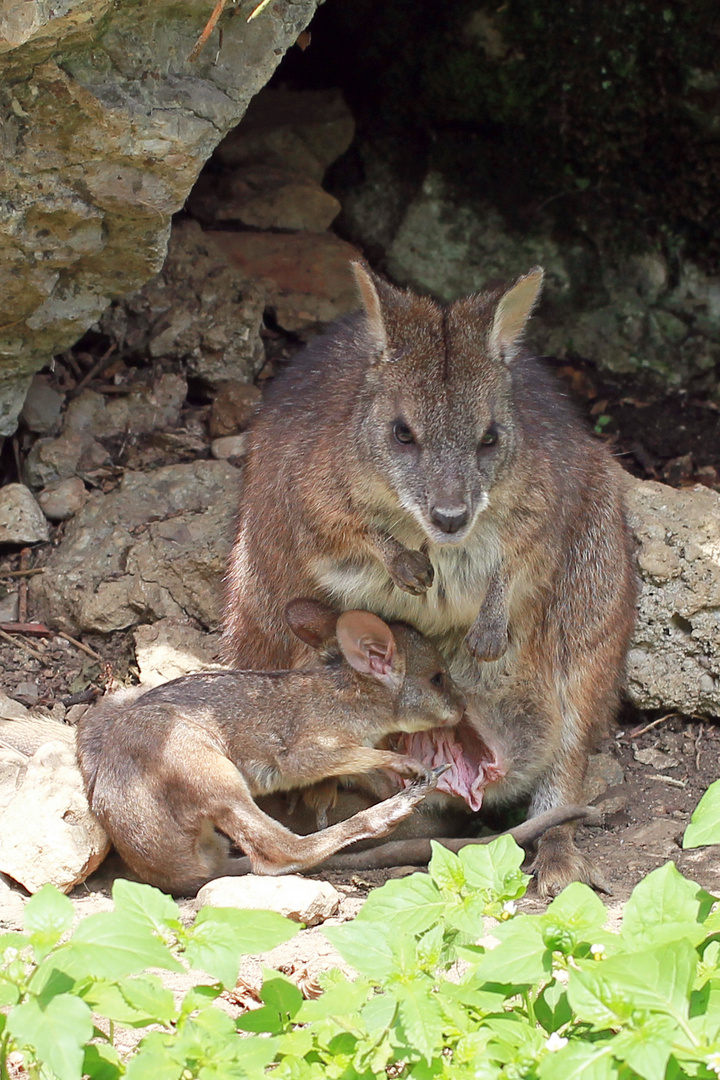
xmin=431 ymin=505 xmax=469 ymax=534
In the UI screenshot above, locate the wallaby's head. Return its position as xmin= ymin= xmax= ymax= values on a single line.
xmin=351 ymin=262 xmax=544 ymax=546
xmin=285 ymin=599 xmax=465 ymax=732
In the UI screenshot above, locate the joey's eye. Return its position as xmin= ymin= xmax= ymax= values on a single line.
xmin=392 ymin=420 xmax=415 ymax=445
xmin=430 ymin=671 xmax=445 ymax=689
xmin=479 ymin=426 xmax=498 ymax=448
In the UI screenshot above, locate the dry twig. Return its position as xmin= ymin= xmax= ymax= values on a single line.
xmin=0 ymin=629 xmax=44 ymax=661
xmin=188 ymin=0 xmax=229 ymax=61
xmin=57 ymin=631 xmax=103 ymax=662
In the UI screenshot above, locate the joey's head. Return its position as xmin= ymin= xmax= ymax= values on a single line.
xmin=334 ymin=611 xmax=465 ymax=733
xmin=351 ymin=262 xmax=544 ymax=546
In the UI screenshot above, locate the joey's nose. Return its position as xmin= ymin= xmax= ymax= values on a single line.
xmin=431 ymin=505 xmax=469 ymax=533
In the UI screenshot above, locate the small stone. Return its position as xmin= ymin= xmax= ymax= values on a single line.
xmin=209 ymin=382 xmax=262 ymax=437
xmin=189 ymin=167 xmax=341 ymax=232
xmin=13 ymin=682 xmax=39 ymax=706
xmin=0 ymin=484 xmax=50 ymax=544
xmin=660 ymin=453 xmax=693 ymax=486
xmin=633 ymin=747 xmax=680 ymax=769
xmin=196 ymin=875 xmax=341 ymax=926
xmin=211 ymin=434 xmax=249 ymax=460
xmin=21 ymin=375 xmax=65 ymax=434
xmin=0 ymin=592 xmax=18 ymax=622
xmin=37 ymin=477 xmax=89 ymax=521
xmin=23 ymin=432 xmax=86 ymax=488
xmin=584 ymin=752 xmax=624 ymax=801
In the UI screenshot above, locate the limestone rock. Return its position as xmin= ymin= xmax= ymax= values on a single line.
xmin=133 ymin=618 xmax=223 ymax=687
xmin=209 ymin=382 xmax=262 ymax=437
xmin=37 ymin=476 xmax=89 ymax=521
xmin=99 ymin=221 xmax=267 ymax=387
xmin=196 ymin=875 xmax=341 ymax=926
xmin=211 ymin=434 xmax=249 ymax=461
xmin=208 ymin=230 xmax=361 ymax=330
xmin=0 ymin=737 xmax=110 ymax=894
xmin=624 ymin=475 xmax=720 ymax=714
xmin=0 ymin=483 xmax=50 ymax=544
xmin=0 ymin=0 xmax=320 ymax=435
xmin=24 ymin=431 xmax=111 ymax=488
xmin=30 ymin=459 xmax=242 ymax=633
xmin=63 ymin=374 xmax=187 ymax=440
xmin=189 ymin=166 xmax=341 ymax=232
xmin=20 ymin=374 xmax=64 ymax=434
xmin=214 ymin=87 xmax=355 ymax=182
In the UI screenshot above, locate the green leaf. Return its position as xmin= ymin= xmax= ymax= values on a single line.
xmin=236 ymin=972 xmax=303 ymax=1033
xmin=82 ymin=974 xmax=177 ymax=1026
xmin=622 ymin=862 xmax=713 ymax=947
xmin=23 ymin=884 xmax=74 ymax=938
xmin=354 ymin=872 xmax=446 ymax=935
xmin=535 ymin=979 xmax=573 ymax=1033
xmin=683 ymin=780 xmax=720 ymax=848
xmin=472 ymin=917 xmax=551 ymax=985
xmin=324 ymin=920 xmax=398 ymax=980
xmin=543 ymin=882 xmax=608 ymax=940
xmin=8 ymin=992 xmax=94 ymax=1080
xmin=428 ymin=841 xmax=466 ymax=892
xmin=111 ymin=878 xmax=182 ymax=933
xmin=459 ymin=835 xmax=529 ymax=899
xmin=609 ymin=1016 xmax=676 ymax=1080
xmin=58 ymin=910 xmax=183 ymax=978
xmin=569 ymin=939 xmax=697 ymax=1028
xmin=123 ymin=1031 xmax=185 ymax=1080
xmin=395 ymin=980 xmax=444 ymax=1063
xmin=537 ymin=1039 xmax=616 ymax=1079
xmin=184 ymin=907 xmax=295 ymax=989
xmin=82 ymin=1042 xmax=123 ymax=1080
xmin=297 ymin=972 xmax=372 ymax=1021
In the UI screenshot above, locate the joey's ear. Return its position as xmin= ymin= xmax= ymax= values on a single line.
xmin=285 ymin=599 xmax=339 ymax=650
xmin=336 ymin=610 xmax=405 ymax=689
xmin=351 ymin=261 xmax=389 ymax=356
xmin=489 ymin=266 xmax=544 ymax=363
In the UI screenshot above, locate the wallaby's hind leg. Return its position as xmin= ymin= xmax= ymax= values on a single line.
xmin=208 ymin=758 xmax=438 ymax=876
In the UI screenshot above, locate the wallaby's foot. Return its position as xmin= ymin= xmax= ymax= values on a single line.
xmin=531 ymin=832 xmax=612 ymax=898
xmin=388 ymin=755 xmax=435 ymax=783
xmin=388 ymin=549 xmax=435 ymax=595
xmin=465 ymin=617 xmax=509 ymax=662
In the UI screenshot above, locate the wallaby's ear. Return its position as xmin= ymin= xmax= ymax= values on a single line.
xmin=351 ymin=261 xmax=389 ymax=356
xmin=336 ymin=610 xmax=405 ymax=689
xmin=489 ymin=266 xmax=544 ymax=363
xmin=285 ymin=599 xmax=339 ymax=650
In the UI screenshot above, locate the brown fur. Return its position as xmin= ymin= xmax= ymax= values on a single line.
xmin=76 ymin=602 xmax=465 ymax=895
xmin=222 ymin=265 xmax=638 ymax=896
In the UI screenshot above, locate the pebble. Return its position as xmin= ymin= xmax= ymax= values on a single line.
xmin=196 ymin=874 xmax=341 ymax=926
xmin=0 ymin=484 xmax=50 ymax=544
xmin=37 ymin=477 xmax=89 ymax=522
xmin=209 ymin=382 xmax=262 ymax=437
xmin=21 ymin=375 xmax=65 ymax=434
xmin=211 ymin=434 xmax=249 ymax=460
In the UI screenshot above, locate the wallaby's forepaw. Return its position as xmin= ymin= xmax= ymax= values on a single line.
xmin=388 ymin=549 xmax=435 ymax=595
xmin=531 ymin=840 xmax=612 ymax=899
xmin=465 ymin=617 xmax=509 ymax=662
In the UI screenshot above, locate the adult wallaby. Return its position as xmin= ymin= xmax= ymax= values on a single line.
xmin=76 ymin=600 xmax=465 ymax=895
xmin=222 ymin=264 xmax=637 ymax=896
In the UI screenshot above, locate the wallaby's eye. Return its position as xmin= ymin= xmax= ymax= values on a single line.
xmin=430 ymin=671 xmax=445 ymax=689
xmin=393 ymin=420 xmax=415 ymax=445
xmin=479 ymin=426 xmax=498 ymax=449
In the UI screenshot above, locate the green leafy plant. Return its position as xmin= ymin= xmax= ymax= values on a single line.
xmin=0 ymin=879 xmax=297 ymax=1079
xmin=2 ymin=799 xmax=720 ymax=1079
xmin=684 ymin=778 xmax=720 ymax=850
